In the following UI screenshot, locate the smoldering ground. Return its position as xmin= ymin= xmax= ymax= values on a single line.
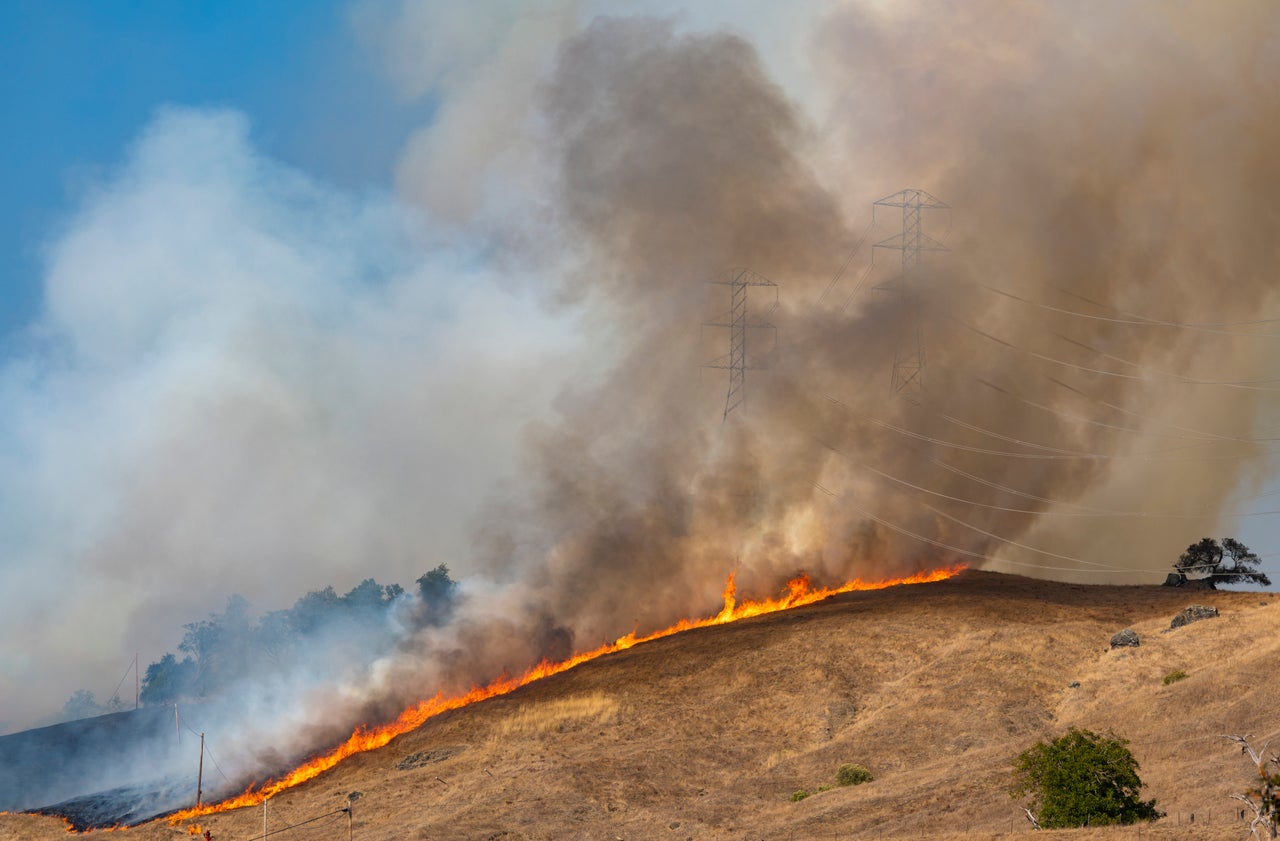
xmin=4 ymin=0 xmax=1280 ymax=821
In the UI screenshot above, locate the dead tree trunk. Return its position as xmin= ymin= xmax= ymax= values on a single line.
xmin=1225 ymin=735 xmax=1279 ymax=841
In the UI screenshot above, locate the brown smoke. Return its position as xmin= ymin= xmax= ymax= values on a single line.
xmin=474 ymin=2 xmax=1280 ymax=649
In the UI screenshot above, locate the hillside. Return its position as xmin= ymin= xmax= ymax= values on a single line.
xmin=4 ymin=570 xmax=1277 ymax=841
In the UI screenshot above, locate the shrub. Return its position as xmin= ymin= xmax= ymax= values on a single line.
xmin=791 ymin=790 xmax=810 ymax=802
xmin=836 ymin=763 xmax=875 ymax=786
xmin=1011 ymin=728 xmax=1161 ymax=828
xmin=1163 ymin=669 xmax=1189 ymax=685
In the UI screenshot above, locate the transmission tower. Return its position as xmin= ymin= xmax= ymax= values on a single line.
xmin=703 ymin=267 xmax=778 ymax=422
xmin=872 ymin=189 xmax=949 ymax=401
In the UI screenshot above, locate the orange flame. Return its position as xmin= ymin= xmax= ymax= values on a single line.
xmin=167 ymin=565 xmax=963 ymax=825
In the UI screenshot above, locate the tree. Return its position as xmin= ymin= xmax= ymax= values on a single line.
xmin=140 ymin=652 xmax=197 ymax=705
xmin=416 ymin=564 xmax=459 ymax=626
xmin=1175 ymin=537 xmax=1271 ymax=588
xmin=62 ymin=689 xmax=102 ymax=721
xmin=1011 ymin=728 xmax=1161 ymax=828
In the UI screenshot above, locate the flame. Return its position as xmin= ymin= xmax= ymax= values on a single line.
xmin=167 ymin=565 xmax=963 ymax=825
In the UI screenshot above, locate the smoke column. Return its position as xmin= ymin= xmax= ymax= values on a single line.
xmin=461 ymin=1 xmax=1280 ymax=657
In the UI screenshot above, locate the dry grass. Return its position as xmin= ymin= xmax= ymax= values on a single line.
xmin=489 ymin=691 xmax=621 ymax=738
xmin=3 ymin=571 xmax=1275 ymax=841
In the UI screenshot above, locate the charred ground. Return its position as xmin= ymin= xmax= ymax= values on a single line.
xmin=4 ymin=570 xmax=1277 ymax=841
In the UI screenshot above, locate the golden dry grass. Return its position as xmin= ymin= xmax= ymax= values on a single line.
xmin=3 ymin=570 xmax=1276 ymax=841
xmin=489 ymin=692 xmax=621 ymax=739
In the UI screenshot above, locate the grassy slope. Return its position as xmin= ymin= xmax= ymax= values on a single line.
xmin=5 ymin=570 xmax=1277 ymax=841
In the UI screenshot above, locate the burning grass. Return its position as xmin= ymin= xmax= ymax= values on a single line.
xmin=164 ymin=565 xmax=963 ymax=825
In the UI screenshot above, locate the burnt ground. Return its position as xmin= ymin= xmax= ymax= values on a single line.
xmin=0 ymin=703 xmax=221 ymax=826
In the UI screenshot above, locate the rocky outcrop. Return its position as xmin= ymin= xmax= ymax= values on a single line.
xmin=1163 ymin=573 xmax=1217 ymax=590
xmin=1170 ymin=605 xmax=1219 ymax=630
xmin=1110 ymin=628 xmax=1140 ymax=648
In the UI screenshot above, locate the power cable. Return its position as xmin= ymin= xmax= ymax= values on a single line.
xmin=818 ymin=219 xmax=875 ymax=306
xmin=106 ymin=657 xmax=135 ymax=706
xmin=1052 ymin=329 xmax=1280 ymax=386
xmin=937 ymin=411 xmax=1113 ymax=457
xmin=183 ymin=724 xmax=233 ymax=786
xmin=840 ymin=258 xmax=878 ymax=312
xmin=815 ymin=434 xmax=1280 ymax=521
xmin=977 ymin=377 xmax=1280 ymax=445
xmin=954 ymin=317 xmax=1280 ymax=392
xmin=824 ymin=394 xmax=1241 ymax=462
xmin=242 ymin=807 xmax=346 ymax=841
xmin=1047 ymin=280 xmax=1280 ymax=330
xmin=975 ymin=279 xmax=1280 ymax=336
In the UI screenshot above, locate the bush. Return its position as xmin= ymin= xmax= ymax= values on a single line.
xmin=836 ymin=763 xmax=874 ymax=786
xmin=791 ymin=790 xmax=809 ymax=802
xmin=1011 ymin=728 xmax=1161 ymax=828
xmin=1162 ymin=669 xmax=1189 ymax=685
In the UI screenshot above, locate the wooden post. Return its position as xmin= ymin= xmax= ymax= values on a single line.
xmin=196 ymin=733 xmax=205 ymax=807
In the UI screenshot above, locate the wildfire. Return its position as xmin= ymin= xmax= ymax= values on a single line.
xmin=166 ymin=565 xmax=963 ymax=825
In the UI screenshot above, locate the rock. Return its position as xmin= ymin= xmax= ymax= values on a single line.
xmin=1110 ymin=629 xmax=1140 ymax=648
xmin=1162 ymin=572 xmax=1220 ymax=590
xmin=1068 ymin=681 xmax=1081 ymax=688
xmin=1170 ymin=605 xmax=1219 ymax=629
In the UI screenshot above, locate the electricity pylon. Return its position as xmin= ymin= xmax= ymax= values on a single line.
xmin=703 ymin=267 xmax=778 ymax=422
xmin=873 ymin=189 xmax=949 ymax=401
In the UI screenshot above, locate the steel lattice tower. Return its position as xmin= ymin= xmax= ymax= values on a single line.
xmin=872 ymin=189 xmax=949 ymax=401
xmin=703 ymin=268 xmax=778 ymax=421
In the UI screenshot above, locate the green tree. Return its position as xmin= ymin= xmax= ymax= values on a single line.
xmin=62 ymin=689 xmax=102 ymax=721
xmin=1011 ymin=728 xmax=1161 ymax=828
xmin=1175 ymin=538 xmax=1271 ymax=588
xmin=416 ymin=564 xmax=458 ymax=625
xmin=139 ymin=652 xmax=197 ymax=705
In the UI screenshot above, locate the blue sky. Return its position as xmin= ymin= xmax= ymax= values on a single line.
xmin=0 ymin=0 xmax=434 ymax=344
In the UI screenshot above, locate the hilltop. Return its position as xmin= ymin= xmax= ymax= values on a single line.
xmin=4 ymin=570 xmax=1277 ymax=840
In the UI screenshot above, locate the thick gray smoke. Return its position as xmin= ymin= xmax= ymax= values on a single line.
xmin=5 ymin=0 xmax=1280 ymax=819
xmin=461 ymin=4 xmax=1280 ymax=655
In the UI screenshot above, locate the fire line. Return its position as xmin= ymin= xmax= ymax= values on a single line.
xmin=165 ymin=565 xmax=963 ymax=825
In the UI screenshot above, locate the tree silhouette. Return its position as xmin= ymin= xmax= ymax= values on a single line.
xmin=1175 ymin=538 xmax=1271 ymax=588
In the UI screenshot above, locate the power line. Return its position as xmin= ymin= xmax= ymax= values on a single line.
xmin=954 ymin=317 xmax=1280 ymax=392
xmin=1047 ymin=280 xmax=1280 ymax=330
xmin=814 ymin=434 xmax=1280 ymax=521
xmin=974 ymin=278 xmax=1280 ymax=336
xmin=1053 ymin=329 xmax=1280 ymax=386
xmin=823 ymin=394 xmax=1238 ymax=462
xmin=105 ymin=656 xmax=136 ymax=706
xmin=976 ymin=377 xmax=1280 ymax=445
xmin=241 ymin=807 xmax=346 ymax=841
xmin=820 ymin=488 xmax=1277 ymax=577
xmin=818 ymin=218 xmax=875 ymax=306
